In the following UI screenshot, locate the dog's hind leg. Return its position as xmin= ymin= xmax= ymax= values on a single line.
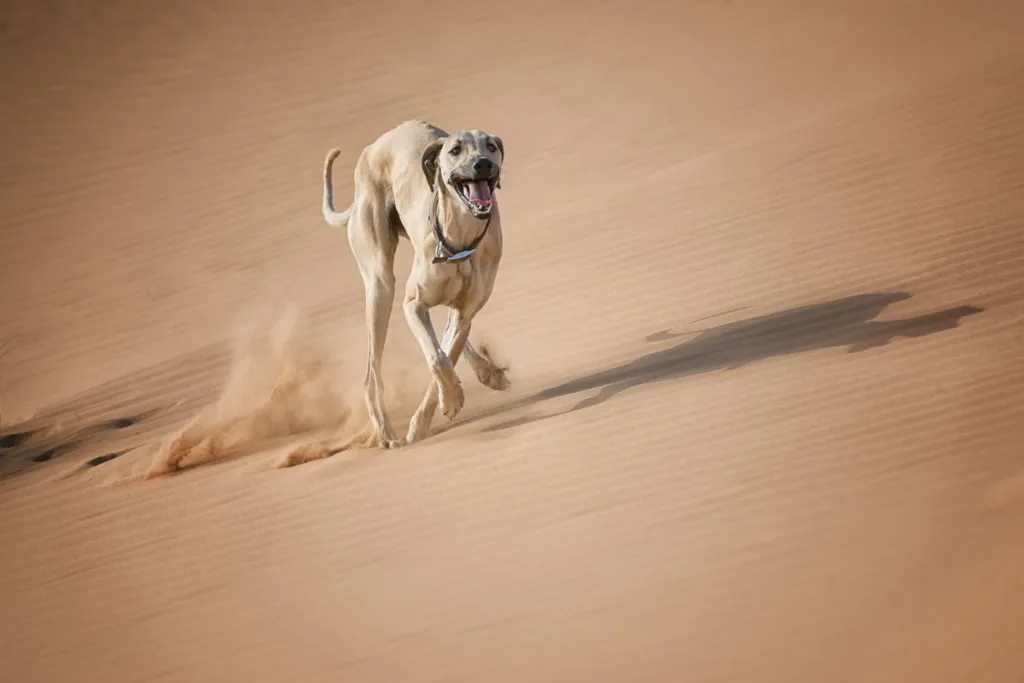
xmin=348 ymin=197 xmax=401 ymax=449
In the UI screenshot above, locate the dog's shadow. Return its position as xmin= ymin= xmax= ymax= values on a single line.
xmin=459 ymin=292 xmax=983 ymax=433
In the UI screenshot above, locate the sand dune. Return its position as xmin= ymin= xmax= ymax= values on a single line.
xmin=2 ymin=0 xmax=1024 ymax=681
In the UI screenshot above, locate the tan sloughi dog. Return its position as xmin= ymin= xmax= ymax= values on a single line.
xmin=322 ymin=120 xmax=511 ymax=448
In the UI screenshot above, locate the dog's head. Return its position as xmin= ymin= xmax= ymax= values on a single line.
xmin=421 ymin=130 xmax=504 ymax=219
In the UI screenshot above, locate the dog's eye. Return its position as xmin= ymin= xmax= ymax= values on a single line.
xmin=449 ymin=145 xmax=461 ymax=156
xmin=486 ymin=143 xmax=498 ymax=153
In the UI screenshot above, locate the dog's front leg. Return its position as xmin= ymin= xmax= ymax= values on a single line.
xmin=402 ymin=297 xmax=466 ymax=422
xmin=406 ymin=308 xmax=474 ymax=443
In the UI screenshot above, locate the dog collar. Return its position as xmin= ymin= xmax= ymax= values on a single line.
xmin=428 ymin=191 xmax=492 ymax=264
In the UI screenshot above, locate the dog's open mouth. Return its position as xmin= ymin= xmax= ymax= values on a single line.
xmin=453 ymin=177 xmax=497 ymax=217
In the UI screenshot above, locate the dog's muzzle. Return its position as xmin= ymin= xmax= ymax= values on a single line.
xmin=450 ymin=162 xmax=499 ymax=218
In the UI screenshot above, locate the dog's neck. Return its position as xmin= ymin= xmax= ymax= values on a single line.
xmin=430 ymin=188 xmax=492 ymax=264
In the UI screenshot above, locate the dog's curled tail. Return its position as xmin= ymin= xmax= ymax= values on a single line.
xmin=323 ymin=148 xmax=352 ymax=228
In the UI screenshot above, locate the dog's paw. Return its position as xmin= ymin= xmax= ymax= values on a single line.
xmin=404 ymin=429 xmax=426 ymax=446
xmin=439 ymin=381 xmax=465 ymax=420
xmin=469 ymin=344 xmax=510 ymax=391
xmin=475 ymin=363 xmax=510 ymax=391
xmin=405 ymin=415 xmax=432 ymax=445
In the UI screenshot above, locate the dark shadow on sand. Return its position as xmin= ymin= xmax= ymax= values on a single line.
xmin=450 ymin=292 xmax=983 ymax=434
xmin=0 ymin=409 xmax=157 ymax=478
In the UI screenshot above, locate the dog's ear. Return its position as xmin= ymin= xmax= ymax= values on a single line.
xmin=491 ymin=136 xmax=504 ymax=189
xmin=421 ymin=140 xmax=444 ymax=191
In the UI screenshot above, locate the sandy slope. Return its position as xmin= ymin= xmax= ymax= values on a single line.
xmin=2 ymin=0 xmax=1024 ymax=681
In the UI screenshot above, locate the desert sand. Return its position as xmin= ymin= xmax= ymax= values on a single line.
xmin=2 ymin=0 xmax=1024 ymax=680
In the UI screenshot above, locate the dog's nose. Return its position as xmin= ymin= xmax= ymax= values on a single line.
xmin=472 ymin=157 xmax=494 ymax=173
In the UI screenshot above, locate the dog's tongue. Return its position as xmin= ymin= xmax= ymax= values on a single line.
xmin=466 ymin=180 xmax=492 ymax=205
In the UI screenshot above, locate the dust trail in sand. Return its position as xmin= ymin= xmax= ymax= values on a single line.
xmin=145 ymin=307 xmax=423 ymax=476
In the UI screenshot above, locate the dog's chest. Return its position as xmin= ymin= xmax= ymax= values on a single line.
xmin=433 ymin=260 xmax=479 ymax=307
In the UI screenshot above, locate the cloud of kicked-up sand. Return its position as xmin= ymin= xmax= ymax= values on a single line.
xmin=146 ymin=306 xmax=424 ymax=476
